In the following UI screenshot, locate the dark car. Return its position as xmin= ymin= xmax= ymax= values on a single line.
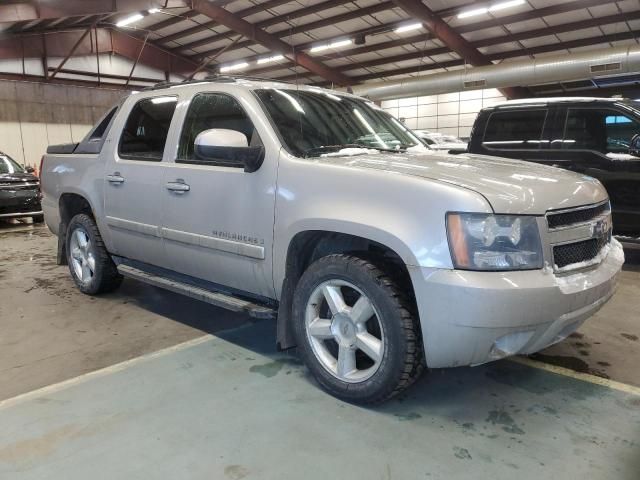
xmin=0 ymin=152 xmax=43 ymax=223
xmin=467 ymin=97 xmax=640 ymax=245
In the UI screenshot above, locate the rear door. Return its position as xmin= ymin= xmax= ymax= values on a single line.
xmin=159 ymin=90 xmax=279 ymax=298
xmin=103 ymin=94 xmax=178 ymax=266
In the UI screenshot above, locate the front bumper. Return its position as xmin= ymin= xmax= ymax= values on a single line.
xmin=409 ymin=239 xmax=625 ymax=368
xmin=0 ymin=210 xmax=43 ymax=219
xmin=0 ymin=189 xmax=42 ymax=219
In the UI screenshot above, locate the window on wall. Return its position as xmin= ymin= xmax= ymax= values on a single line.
xmin=562 ymin=108 xmax=640 ymax=153
xmin=483 ymin=109 xmax=547 ymax=149
xmin=118 ymin=96 xmax=177 ymax=161
xmin=177 ymin=92 xmax=261 ymax=167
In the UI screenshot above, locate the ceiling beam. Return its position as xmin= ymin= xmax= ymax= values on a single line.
xmin=314 ymin=29 xmax=640 ymax=85
xmin=0 ymin=27 xmax=201 ymax=75
xmin=191 ymin=0 xmax=352 ymax=86
xmin=50 ymin=21 xmax=97 ymax=79
xmin=314 ymin=10 xmax=640 ymax=77
xmin=391 ymin=0 xmax=527 ymax=98
xmin=157 ymin=0 xmax=295 ymax=44
xmin=0 ymin=70 xmax=145 ymax=90
xmin=190 ymin=1 xmax=394 ymax=60
xmin=189 ymin=0 xmax=618 ymax=62
xmin=146 ymin=11 xmax=200 ymax=32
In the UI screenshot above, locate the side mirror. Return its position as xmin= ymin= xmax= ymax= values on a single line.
xmin=25 ymin=166 xmax=35 ymax=173
xmin=630 ymin=134 xmax=640 ymax=156
xmin=194 ymin=128 xmax=265 ymax=173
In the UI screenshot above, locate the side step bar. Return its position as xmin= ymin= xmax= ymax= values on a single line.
xmin=117 ymin=264 xmax=276 ymax=319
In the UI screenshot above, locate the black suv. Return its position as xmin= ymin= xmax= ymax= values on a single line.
xmin=0 ymin=152 xmax=43 ymax=223
xmin=468 ymin=98 xmax=640 ymax=244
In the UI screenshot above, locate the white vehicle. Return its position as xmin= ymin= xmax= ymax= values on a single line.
xmin=415 ymin=130 xmax=468 ymax=151
xmin=40 ymin=77 xmax=624 ymax=403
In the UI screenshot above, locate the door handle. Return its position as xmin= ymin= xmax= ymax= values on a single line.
xmin=166 ymin=181 xmax=190 ymax=194
xmin=106 ymin=173 xmax=125 ymax=184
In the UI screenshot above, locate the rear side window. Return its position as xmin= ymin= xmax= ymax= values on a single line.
xmin=563 ymin=108 xmax=640 ymax=153
xmin=483 ymin=109 xmax=547 ymax=149
xmin=119 ymin=96 xmax=177 ymax=161
xmin=89 ymin=107 xmax=117 ymax=142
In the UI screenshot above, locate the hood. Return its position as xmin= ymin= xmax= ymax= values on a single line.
xmin=0 ymin=172 xmax=39 ymax=184
xmin=316 ymin=150 xmax=607 ymax=215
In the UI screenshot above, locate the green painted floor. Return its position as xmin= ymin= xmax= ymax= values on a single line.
xmin=0 ymin=321 xmax=638 ymax=480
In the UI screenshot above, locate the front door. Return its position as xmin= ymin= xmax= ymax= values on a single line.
xmin=103 ymin=94 xmax=178 ymax=266
xmin=548 ymin=106 xmax=640 ymax=233
xmin=160 ymin=91 xmax=278 ymax=298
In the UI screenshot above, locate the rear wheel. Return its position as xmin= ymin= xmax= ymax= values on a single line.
xmin=292 ymin=254 xmax=423 ymax=404
xmin=66 ymin=213 xmax=122 ymax=294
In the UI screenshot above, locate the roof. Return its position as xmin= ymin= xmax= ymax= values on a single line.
xmin=486 ymin=97 xmax=625 ymax=108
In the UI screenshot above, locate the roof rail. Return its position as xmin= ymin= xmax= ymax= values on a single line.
xmin=143 ymin=74 xmax=299 ymax=91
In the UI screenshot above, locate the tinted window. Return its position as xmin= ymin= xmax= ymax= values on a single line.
xmin=177 ymin=93 xmax=260 ymax=166
xmin=562 ymin=108 xmax=640 ymax=153
xmin=119 ymin=96 xmax=177 ymax=161
xmin=483 ymin=109 xmax=547 ymax=149
xmin=89 ymin=107 xmax=117 ymax=141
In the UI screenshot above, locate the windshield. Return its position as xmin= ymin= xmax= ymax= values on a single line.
xmin=255 ymin=88 xmax=422 ymax=157
xmin=0 ymin=154 xmax=24 ymax=174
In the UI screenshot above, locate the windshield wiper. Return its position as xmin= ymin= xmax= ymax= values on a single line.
xmin=303 ymin=144 xmax=366 ymax=158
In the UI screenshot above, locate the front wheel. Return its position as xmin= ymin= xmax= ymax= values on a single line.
xmin=292 ymin=254 xmax=424 ymax=404
xmin=66 ymin=213 xmax=122 ymax=295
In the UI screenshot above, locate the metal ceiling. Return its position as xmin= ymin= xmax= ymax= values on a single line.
xmin=0 ymin=0 xmax=638 ymax=95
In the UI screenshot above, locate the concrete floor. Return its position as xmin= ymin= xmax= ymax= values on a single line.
xmin=1 ymin=221 xmax=639 ymax=479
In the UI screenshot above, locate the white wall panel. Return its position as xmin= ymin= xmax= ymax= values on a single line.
xmin=19 ymin=122 xmax=49 ymax=165
xmin=383 ymin=88 xmax=508 ymax=139
xmin=417 ymin=104 xmax=437 ymax=117
xmin=71 ymin=124 xmax=92 ymax=143
xmin=46 ymin=123 xmax=73 ymax=145
xmin=0 ymin=121 xmax=25 ymax=163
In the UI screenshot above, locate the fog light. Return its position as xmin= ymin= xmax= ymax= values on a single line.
xmin=488 ymin=331 xmax=535 ymax=360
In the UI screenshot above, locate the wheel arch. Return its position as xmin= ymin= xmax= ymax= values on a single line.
xmin=275 ymin=228 xmax=418 ymax=351
xmin=56 ymin=192 xmax=97 ymax=265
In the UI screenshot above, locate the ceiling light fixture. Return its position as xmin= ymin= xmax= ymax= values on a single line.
xmin=395 ymin=22 xmax=423 ymax=34
xmin=257 ymin=54 xmax=285 ymax=65
xmin=148 ymin=8 xmax=161 ymax=14
xmin=309 ymin=38 xmax=353 ymax=53
xmin=220 ymin=62 xmax=250 ymax=73
xmin=116 ymin=13 xmax=144 ymax=27
xmin=457 ymin=0 xmax=525 ymax=19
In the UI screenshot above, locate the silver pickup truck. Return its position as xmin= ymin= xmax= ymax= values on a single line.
xmin=41 ymin=78 xmax=624 ymax=403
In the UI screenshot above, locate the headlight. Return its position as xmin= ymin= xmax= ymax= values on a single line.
xmin=446 ymin=213 xmax=543 ymax=271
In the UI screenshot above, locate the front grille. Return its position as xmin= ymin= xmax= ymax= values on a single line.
xmin=0 ymin=182 xmax=39 ymax=190
xmin=553 ymin=235 xmax=609 ymax=269
xmin=0 ymin=201 xmax=41 ymax=215
xmin=547 ymin=202 xmax=609 ymax=229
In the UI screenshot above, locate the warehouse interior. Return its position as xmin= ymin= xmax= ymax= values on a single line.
xmin=0 ymin=1 xmax=639 ymax=479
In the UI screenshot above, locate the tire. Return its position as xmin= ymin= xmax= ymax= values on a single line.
xmin=292 ymin=254 xmax=423 ymax=404
xmin=32 ymin=214 xmax=44 ymax=223
xmin=66 ymin=213 xmax=122 ymax=295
